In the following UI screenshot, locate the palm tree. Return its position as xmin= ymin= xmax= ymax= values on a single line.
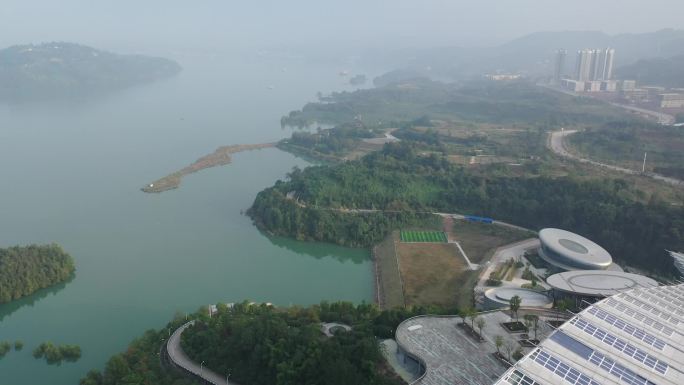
xmin=468 ymin=311 xmax=478 ymax=330
xmin=509 ymin=295 xmax=522 ymax=322
xmin=495 ymin=335 xmax=504 ymax=356
xmin=476 ymin=317 xmax=486 ymax=340
xmin=458 ymin=309 xmax=468 ymax=326
xmin=524 ymin=314 xmax=540 ymax=340
xmin=503 ymin=340 xmax=516 ymax=362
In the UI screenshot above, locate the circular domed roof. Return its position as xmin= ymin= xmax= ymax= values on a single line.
xmin=484 ymin=288 xmax=553 ymax=307
xmin=546 ymin=270 xmax=658 ymax=296
xmin=539 ymin=228 xmax=612 ymax=270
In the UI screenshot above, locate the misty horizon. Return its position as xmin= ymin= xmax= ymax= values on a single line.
xmin=3 ymin=0 xmax=684 ymax=53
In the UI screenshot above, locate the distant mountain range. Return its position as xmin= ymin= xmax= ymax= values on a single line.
xmin=0 ymin=42 xmax=181 ymax=102
xmin=376 ymin=29 xmax=684 ymax=81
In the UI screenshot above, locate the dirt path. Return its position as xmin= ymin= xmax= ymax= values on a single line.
xmin=142 ymin=143 xmax=275 ymax=193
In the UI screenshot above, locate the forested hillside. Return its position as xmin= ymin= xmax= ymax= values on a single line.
xmin=250 ymin=143 xmax=683 ymax=275
xmin=616 ymin=55 xmax=684 ymax=88
xmin=0 ymin=244 xmax=75 ymax=303
xmin=0 ymin=42 xmax=181 ymax=102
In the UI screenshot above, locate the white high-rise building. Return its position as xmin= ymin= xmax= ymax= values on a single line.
xmin=554 ymin=49 xmax=567 ymax=83
xmin=575 ymin=48 xmax=615 ymax=82
xmin=575 ymin=49 xmax=595 ymax=81
xmin=594 ymin=48 xmax=615 ymax=80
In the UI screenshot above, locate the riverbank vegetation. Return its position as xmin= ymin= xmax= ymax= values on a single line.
xmin=281 ymin=79 xmax=627 ymax=129
xmin=0 ymin=244 xmax=75 ymax=303
xmin=78 ymin=313 xmax=194 ymax=385
xmin=278 ymin=79 xmax=632 ymax=163
xmin=250 ymin=142 xmax=683 ymax=275
xmin=33 ymin=342 xmax=82 ymax=364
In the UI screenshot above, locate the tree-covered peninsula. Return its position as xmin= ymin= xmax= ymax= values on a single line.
xmin=0 ymin=244 xmax=75 ymax=303
xmin=0 ymin=42 xmax=181 ymax=102
xmin=79 ymin=301 xmax=441 ymax=385
xmin=249 ymin=142 xmax=683 ymax=275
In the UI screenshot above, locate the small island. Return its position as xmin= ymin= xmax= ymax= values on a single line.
xmin=0 ymin=244 xmax=75 ymax=303
xmin=142 ymin=143 xmax=275 ymax=193
xmin=33 ymin=342 xmax=81 ymax=364
xmin=0 ymin=42 xmax=181 ymax=102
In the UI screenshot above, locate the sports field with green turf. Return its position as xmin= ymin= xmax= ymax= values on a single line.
xmin=400 ymin=230 xmax=448 ymax=243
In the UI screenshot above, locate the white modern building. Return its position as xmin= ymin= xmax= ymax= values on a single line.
xmin=670 ymin=251 xmax=684 ymax=277
xmin=546 ymin=270 xmax=659 ymax=300
xmin=494 ymin=283 xmax=684 ymax=385
xmin=538 ymin=228 xmax=616 ymax=271
xmin=483 ymin=287 xmax=553 ymax=310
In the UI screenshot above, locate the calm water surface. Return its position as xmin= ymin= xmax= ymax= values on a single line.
xmin=0 ymin=48 xmax=376 ymax=385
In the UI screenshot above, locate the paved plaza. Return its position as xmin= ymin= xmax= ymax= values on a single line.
xmin=396 ymin=316 xmax=507 ymax=385
xmin=395 ymin=312 xmax=560 ymax=385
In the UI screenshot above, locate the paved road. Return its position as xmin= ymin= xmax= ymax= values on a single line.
xmin=609 ymin=102 xmax=675 ymax=125
xmin=167 ymin=322 xmax=234 ymax=385
xmin=548 ymin=129 xmax=684 ymax=187
xmin=537 ymin=83 xmax=676 ymax=126
xmin=475 ymin=238 xmax=540 ymax=295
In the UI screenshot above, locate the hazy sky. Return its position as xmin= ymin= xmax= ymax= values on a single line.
xmin=2 ymin=0 xmax=683 ymax=50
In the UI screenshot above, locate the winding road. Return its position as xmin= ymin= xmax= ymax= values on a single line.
xmin=166 ymin=321 xmax=234 ymax=385
xmin=548 ymin=129 xmax=684 ymax=187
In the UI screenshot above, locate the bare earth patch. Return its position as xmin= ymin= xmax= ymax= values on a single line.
xmin=397 ymin=242 xmax=470 ymax=307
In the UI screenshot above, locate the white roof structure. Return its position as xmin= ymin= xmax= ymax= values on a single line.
xmin=669 ymin=251 xmax=684 ymax=277
xmin=547 ymin=270 xmax=658 ymax=297
xmin=484 ymin=287 xmax=553 ymax=309
xmin=539 ymin=228 xmax=613 ymax=271
xmin=494 ymin=283 xmax=684 ymax=385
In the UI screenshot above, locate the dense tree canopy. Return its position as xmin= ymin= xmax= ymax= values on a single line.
xmin=181 ymin=302 xmax=404 ymax=385
xmin=0 ymin=244 xmax=75 ymax=303
xmin=250 ymin=142 xmax=683 ymax=275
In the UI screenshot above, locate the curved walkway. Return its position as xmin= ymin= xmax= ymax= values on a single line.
xmin=320 ymin=322 xmax=352 ymax=337
xmin=166 ymin=321 xmax=235 ymax=385
xmin=548 ymin=129 xmax=683 ymax=187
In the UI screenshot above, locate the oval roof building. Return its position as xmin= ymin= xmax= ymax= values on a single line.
xmin=538 ymin=228 xmax=613 ymax=271
xmin=546 ymin=270 xmax=658 ymax=297
xmin=483 ymin=287 xmax=553 ymax=310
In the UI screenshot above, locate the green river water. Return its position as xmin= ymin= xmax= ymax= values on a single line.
xmin=0 ymin=48 xmax=375 ymax=384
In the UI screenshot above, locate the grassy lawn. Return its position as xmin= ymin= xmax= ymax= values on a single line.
xmin=449 ymin=219 xmax=534 ymax=264
xmin=396 ymin=241 xmax=472 ymax=308
xmin=400 ymin=230 xmax=448 ymax=243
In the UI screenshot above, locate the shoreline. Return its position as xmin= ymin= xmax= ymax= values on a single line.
xmin=142 ymin=143 xmax=276 ymax=193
